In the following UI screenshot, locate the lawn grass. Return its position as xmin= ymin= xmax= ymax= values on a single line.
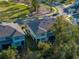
xmin=0 ymin=1 xmax=30 ymax=22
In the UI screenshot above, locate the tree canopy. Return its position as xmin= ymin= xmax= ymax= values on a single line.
xmin=50 ymin=16 xmax=79 ymax=59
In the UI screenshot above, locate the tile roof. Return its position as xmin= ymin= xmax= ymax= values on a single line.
xmin=0 ymin=23 xmax=25 ymax=38
xmin=26 ymin=17 xmax=55 ymax=36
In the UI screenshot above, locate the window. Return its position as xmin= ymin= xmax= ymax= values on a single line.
xmin=21 ymin=41 xmax=24 ymax=45
xmin=42 ymin=38 xmax=45 ymax=40
xmin=14 ymin=37 xmax=20 ymax=40
xmin=14 ymin=36 xmax=24 ymax=40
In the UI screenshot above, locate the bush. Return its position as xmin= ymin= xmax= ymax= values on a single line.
xmin=0 ymin=47 xmax=17 ymax=59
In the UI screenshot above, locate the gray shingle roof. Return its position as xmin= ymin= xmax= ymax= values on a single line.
xmin=0 ymin=23 xmax=25 ymax=38
xmin=26 ymin=17 xmax=55 ymax=35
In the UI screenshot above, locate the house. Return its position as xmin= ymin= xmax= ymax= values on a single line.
xmin=64 ymin=5 xmax=77 ymax=15
xmin=63 ymin=1 xmax=79 ymax=25
xmin=64 ymin=6 xmax=79 ymax=25
xmin=64 ymin=0 xmax=79 ymax=14
xmin=25 ymin=16 xmax=55 ymax=42
xmin=0 ymin=23 xmax=25 ymax=49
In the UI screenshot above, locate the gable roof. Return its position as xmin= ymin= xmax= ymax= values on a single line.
xmin=0 ymin=23 xmax=25 ymax=38
xmin=26 ymin=17 xmax=55 ymax=36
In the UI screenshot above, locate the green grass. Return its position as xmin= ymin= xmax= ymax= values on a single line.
xmin=0 ymin=1 xmax=30 ymax=22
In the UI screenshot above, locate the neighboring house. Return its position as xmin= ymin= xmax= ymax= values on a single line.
xmin=0 ymin=23 xmax=25 ymax=49
xmin=64 ymin=5 xmax=77 ymax=15
xmin=25 ymin=16 xmax=55 ymax=42
xmin=63 ymin=1 xmax=79 ymax=25
xmin=64 ymin=0 xmax=79 ymax=14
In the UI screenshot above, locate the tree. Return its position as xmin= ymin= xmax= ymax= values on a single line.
xmin=29 ymin=0 xmax=39 ymax=13
xmin=50 ymin=16 xmax=79 ymax=59
xmin=0 ymin=47 xmax=17 ymax=59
